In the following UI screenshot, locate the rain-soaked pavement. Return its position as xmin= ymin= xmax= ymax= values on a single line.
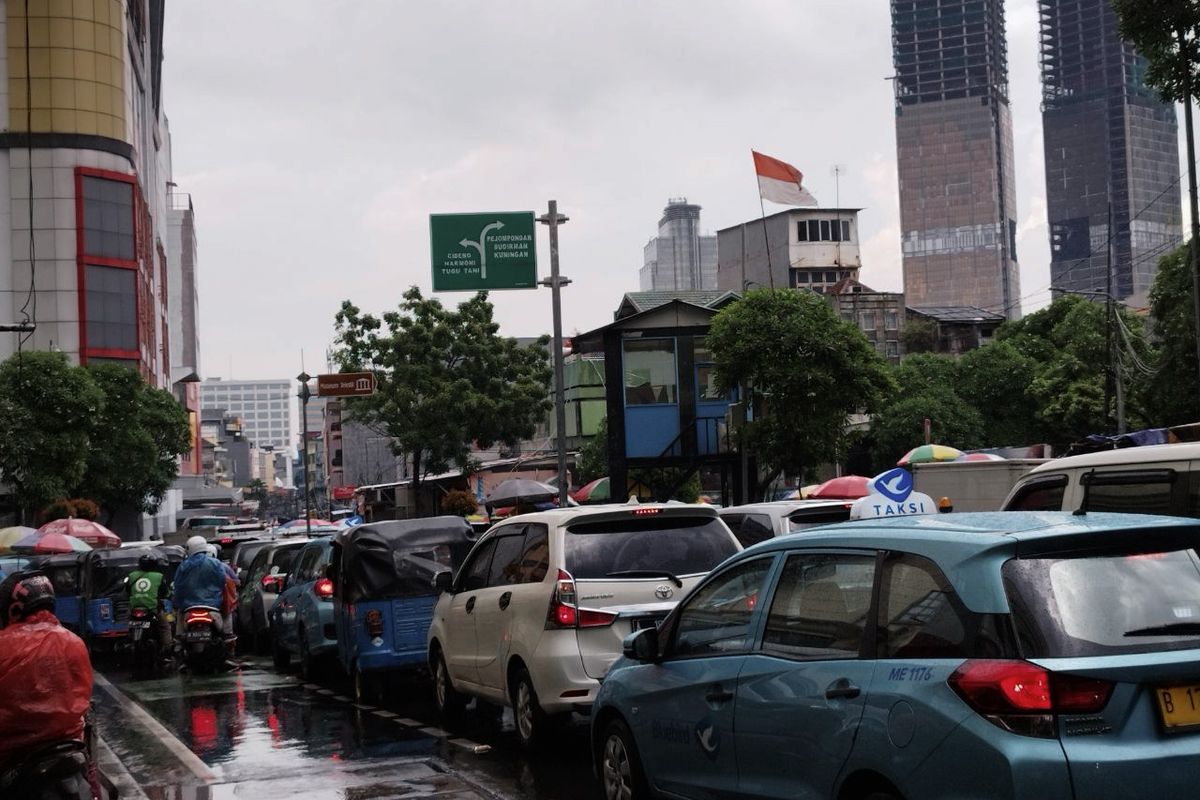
xmin=91 ymin=655 xmax=604 ymax=800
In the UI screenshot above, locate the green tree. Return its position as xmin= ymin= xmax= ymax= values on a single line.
xmin=1112 ymin=0 xmax=1200 ymax=105
xmin=1148 ymin=245 xmax=1197 ymax=424
xmin=870 ymin=387 xmax=985 ymax=470
xmin=0 ymin=351 xmax=103 ymax=520
xmin=245 ymin=478 xmax=268 ymax=503
xmin=440 ymin=488 xmax=479 ymax=517
xmin=575 ymin=418 xmax=609 ymax=485
xmin=707 ymin=289 xmax=895 ymax=493
xmin=900 ymin=317 xmax=939 ymax=354
xmin=332 ymin=288 xmax=553 ymax=514
xmin=956 ymin=340 xmax=1042 ymax=446
xmin=77 ymin=363 xmax=191 ymax=518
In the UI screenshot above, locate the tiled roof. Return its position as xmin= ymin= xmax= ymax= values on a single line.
xmin=620 ymin=290 xmax=740 ymax=314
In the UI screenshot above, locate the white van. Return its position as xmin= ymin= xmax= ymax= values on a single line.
xmin=1000 ymin=442 xmax=1200 ymax=516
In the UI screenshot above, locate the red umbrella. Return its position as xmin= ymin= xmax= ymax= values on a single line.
xmin=38 ymin=518 xmax=121 ymax=548
xmin=11 ymin=530 xmax=93 ymax=554
xmin=807 ymin=475 xmax=872 ymax=500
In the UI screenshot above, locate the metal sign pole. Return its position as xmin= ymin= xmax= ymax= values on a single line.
xmin=297 ymin=372 xmax=312 ymax=536
xmin=538 ymin=201 xmax=571 ymax=507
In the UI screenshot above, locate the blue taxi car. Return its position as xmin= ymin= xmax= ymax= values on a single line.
xmin=592 ymin=511 xmax=1200 ymax=800
xmin=268 ymin=537 xmax=336 ymax=678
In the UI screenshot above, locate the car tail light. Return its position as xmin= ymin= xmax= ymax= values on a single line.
xmin=546 ymin=569 xmax=617 ymax=629
xmin=949 ymin=660 xmax=1113 ymax=738
xmin=185 ymin=609 xmax=213 ymax=628
xmin=314 ymin=578 xmax=334 ymax=600
xmin=632 ymin=507 xmax=660 ymax=516
xmin=219 ymin=537 xmax=233 ymax=545
xmin=364 ymin=609 xmax=384 ymax=637
xmin=131 ymin=608 xmax=148 ymax=620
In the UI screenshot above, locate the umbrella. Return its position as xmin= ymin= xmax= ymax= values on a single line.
xmin=956 ymin=452 xmax=1006 ymax=462
xmin=0 ymin=526 xmax=41 ymax=554
xmin=38 ymin=518 xmax=121 ymax=548
xmin=8 ymin=531 xmax=92 ymax=555
xmin=808 ymin=475 xmax=872 ymax=500
xmin=799 ymin=484 xmax=822 ymax=499
xmin=485 ymin=479 xmax=558 ymax=508
xmin=897 ymin=444 xmax=964 ymax=466
xmin=573 ymin=477 xmax=610 ymax=503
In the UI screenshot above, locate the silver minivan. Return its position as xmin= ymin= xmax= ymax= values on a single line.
xmin=427 ymin=502 xmax=740 ymax=748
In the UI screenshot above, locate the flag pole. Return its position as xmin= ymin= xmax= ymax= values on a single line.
xmin=752 ymin=151 xmax=776 ymax=290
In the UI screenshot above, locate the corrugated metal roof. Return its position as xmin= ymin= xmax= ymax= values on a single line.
xmin=908 ymin=305 xmax=1005 ymax=323
xmin=620 ymin=290 xmax=740 ymax=315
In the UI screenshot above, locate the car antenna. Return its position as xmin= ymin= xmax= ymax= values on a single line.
xmin=1073 ymin=469 xmax=1095 ymax=516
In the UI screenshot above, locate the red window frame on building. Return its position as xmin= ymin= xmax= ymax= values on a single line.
xmin=75 ymin=167 xmax=142 ymax=369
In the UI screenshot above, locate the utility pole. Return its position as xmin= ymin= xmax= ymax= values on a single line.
xmin=297 ymin=371 xmax=312 ymax=536
xmin=1184 ymin=90 xmax=1200 ymax=392
xmin=537 ymin=201 xmax=571 ymax=507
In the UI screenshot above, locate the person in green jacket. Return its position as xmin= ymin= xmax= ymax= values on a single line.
xmin=127 ymin=552 xmax=172 ymax=657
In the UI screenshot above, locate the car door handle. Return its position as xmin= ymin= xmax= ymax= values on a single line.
xmin=498 ymin=592 xmax=512 ymax=610
xmin=825 ymin=678 xmax=861 ymax=700
xmin=704 ymin=686 xmax=734 ymax=704
xmin=465 ymin=596 xmax=476 ymax=614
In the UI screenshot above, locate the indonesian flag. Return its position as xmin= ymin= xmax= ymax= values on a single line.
xmin=753 ymin=150 xmax=818 ymax=206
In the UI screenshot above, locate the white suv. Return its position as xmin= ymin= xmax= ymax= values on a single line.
xmin=426 ymin=502 xmax=740 ymax=747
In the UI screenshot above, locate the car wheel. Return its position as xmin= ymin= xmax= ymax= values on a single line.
xmin=511 ymin=666 xmax=559 ymax=749
xmin=600 ymin=718 xmax=649 ymax=800
xmin=272 ymin=640 xmax=291 ymax=672
xmin=353 ymin=661 xmax=379 ymax=705
xmin=432 ymin=649 xmax=464 ymax=716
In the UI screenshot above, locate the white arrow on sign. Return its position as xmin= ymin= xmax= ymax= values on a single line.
xmin=459 ymin=220 xmax=504 ymax=279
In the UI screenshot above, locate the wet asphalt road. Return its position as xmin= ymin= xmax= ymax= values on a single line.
xmin=92 ymin=654 xmax=604 ymax=800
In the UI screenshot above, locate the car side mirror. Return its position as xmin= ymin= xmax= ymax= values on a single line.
xmin=623 ymin=627 xmax=660 ymax=663
xmin=433 ymin=570 xmax=453 ymax=593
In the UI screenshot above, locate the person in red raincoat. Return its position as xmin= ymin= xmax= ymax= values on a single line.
xmin=0 ymin=571 xmax=94 ymax=773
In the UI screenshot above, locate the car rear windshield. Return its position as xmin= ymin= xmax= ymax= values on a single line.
xmin=1004 ymin=548 xmax=1200 ymax=658
xmin=269 ymin=546 xmax=302 ymax=573
xmin=787 ymin=507 xmax=852 ymax=531
xmin=565 ymin=515 xmax=737 ymax=580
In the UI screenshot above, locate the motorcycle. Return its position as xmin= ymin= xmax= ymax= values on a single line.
xmin=128 ymin=606 xmax=159 ymax=672
xmin=180 ymin=605 xmax=231 ymax=673
xmin=0 ymin=740 xmax=94 ymax=800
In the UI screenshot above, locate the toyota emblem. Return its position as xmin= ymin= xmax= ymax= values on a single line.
xmin=654 ymin=584 xmax=674 ymax=600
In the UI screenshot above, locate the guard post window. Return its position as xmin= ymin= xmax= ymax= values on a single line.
xmin=623 ymin=338 xmax=677 ymax=405
xmin=77 ymin=170 xmax=138 ymax=366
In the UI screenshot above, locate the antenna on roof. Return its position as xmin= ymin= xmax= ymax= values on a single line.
xmin=1073 ymin=469 xmax=1095 ymax=516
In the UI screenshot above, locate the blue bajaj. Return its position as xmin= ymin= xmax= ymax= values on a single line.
xmin=329 ymin=517 xmax=475 ymax=702
xmin=37 ymin=553 xmax=84 ymax=633
xmin=80 ymin=548 xmax=145 ymax=651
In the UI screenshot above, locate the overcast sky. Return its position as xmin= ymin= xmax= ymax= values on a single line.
xmin=163 ymin=1 xmax=1187 ymax=383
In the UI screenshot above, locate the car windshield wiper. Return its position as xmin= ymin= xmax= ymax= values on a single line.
xmin=606 ymin=570 xmax=683 ymax=588
xmin=1123 ymin=622 xmax=1200 ymax=637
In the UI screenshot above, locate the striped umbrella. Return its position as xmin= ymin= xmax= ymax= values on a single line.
xmin=956 ymin=452 xmax=1006 ymax=462
xmin=7 ymin=531 xmax=92 ymax=555
xmin=897 ymin=444 xmax=965 ymax=466
xmin=573 ymin=477 xmax=611 ymax=503
xmin=0 ymin=526 xmax=41 ymax=554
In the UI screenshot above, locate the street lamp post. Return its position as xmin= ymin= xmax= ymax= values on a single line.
xmin=297 ymin=371 xmax=312 ymax=536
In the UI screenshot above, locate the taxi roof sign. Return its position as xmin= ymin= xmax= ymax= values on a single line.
xmin=850 ymin=468 xmax=938 ymax=520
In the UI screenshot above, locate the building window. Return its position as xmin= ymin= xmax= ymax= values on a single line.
xmin=808 ymin=220 xmax=820 ymax=241
xmin=85 ymin=265 xmax=137 ymax=350
xmin=885 ymin=310 xmax=900 ymax=331
xmin=825 ymin=271 xmax=838 ymax=283
xmin=886 ymin=340 xmax=900 ymax=357
xmin=842 ymin=220 xmax=852 ymax=241
xmin=624 ymin=338 xmax=677 ymax=405
xmin=860 ymin=312 xmax=876 ymax=331
xmin=794 ymin=271 xmax=810 ymax=284
xmin=797 ymin=222 xmax=809 ymax=242
xmin=820 ymin=220 xmax=831 ymax=240
xmin=81 ymin=176 xmax=135 ymax=260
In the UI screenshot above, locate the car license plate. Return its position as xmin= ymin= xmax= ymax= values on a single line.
xmin=129 ymin=621 xmax=150 ymax=629
xmin=184 ymin=631 xmax=210 ymax=642
xmin=1155 ymin=685 xmax=1200 ymax=730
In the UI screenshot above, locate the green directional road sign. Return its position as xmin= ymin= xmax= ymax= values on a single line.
xmin=430 ymin=211 xmax=538 ymax=291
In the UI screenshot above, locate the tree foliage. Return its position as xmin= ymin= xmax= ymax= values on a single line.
xmin=1112 ymin=0 xmax=1200 ymax=103
xmin=870 ymin=386 xmax=985 ymax=471
xmin=1148 ymin=245 xmax=1198 ymax=425
xmin=332 ymin=288 xmax=553 ymax=511
xmin=900 ymin=318 xmax=938 ymax=354
xmin=77 ymin=364 xmax=192 ymax=516
xmin=0 ymin=351 xmax=103 ymax=518
xmin=575 ymin=418 xmax=609 ymax=485
xmin=440 ymin=489 xmax=479 ymax=517
xmin=707 ymin=289 xmax=894 ymax=490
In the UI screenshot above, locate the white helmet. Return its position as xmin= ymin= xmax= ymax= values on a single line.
xmin=186 ymin=535 xmax=208 ymax=556
xmin=207 ymin=544 xmax=220 ymax=558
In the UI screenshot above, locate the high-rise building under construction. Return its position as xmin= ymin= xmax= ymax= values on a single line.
xmin=1038 ymin=0 xmax=1182 ymax=302
xmin=890 ymin=0 xmax=1021 ymax=318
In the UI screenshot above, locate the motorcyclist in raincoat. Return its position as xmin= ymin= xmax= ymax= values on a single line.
xmin=173 ymin=536 xmax=228 ymax=636
xmin=0 ymin=570 xmax=94 ymax=799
